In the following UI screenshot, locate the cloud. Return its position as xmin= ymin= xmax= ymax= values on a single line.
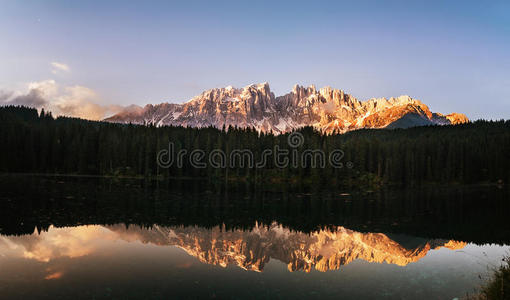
xmin=29 ymin=79 xmax=59 ymax=96
xmin=7 ymin=89 xmax=48 ymax=107
xmin=50 ymin=62 xmax=70 ymax=74
xmin=0 ymin=225 xmax=118 ymax=262
xmin=45 ymin=271 xmax=64 ymax=280
xmin=53 ymin=85 xmax=124 ymax=120
xmin=0 ymin=90 xmax=14 ymax=102
xmin=0 ymin=80 xmax=123 ymax=120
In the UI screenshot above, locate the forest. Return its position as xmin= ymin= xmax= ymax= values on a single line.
xmin=1 ymin=105 xmax=509 ymax=187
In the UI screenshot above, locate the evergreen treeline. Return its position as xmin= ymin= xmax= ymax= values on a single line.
xmin=1 ymin=105 xmax=510 ymax=186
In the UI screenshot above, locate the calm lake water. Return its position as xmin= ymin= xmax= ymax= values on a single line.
xmin=0 ymin=175 xmax=509 ymax=299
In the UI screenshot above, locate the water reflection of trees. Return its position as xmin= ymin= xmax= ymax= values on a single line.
xmin=0 ymin=176 xmax=508 ymax=244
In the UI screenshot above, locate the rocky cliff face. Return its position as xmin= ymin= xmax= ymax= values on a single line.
xmin=105 ymin=83 xmax=468 ymax=134
xmin=107 ymin=223 xmax=466 ymax=272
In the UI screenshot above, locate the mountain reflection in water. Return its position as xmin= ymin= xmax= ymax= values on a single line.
xmin=1 ymin=176 xmax=510 ymax=299
xmin=1 ymin=223 xmax=466 ymax=273
xmin=108 ymin=223 xmax=469 ymax=272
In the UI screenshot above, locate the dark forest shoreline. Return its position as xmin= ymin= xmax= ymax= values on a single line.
xmin=2 ymin=106 xmax=510 ymax=188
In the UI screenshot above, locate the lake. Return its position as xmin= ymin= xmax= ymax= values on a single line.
xmin=0 ymin=175 xmax=509 ymax=299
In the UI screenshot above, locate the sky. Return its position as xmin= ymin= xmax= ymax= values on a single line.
xmin=0 ymin=0 xmax=509 ymax=120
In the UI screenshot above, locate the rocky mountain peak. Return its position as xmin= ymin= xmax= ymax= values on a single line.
xmin=105 ymin=82 xmax=469 ymax=133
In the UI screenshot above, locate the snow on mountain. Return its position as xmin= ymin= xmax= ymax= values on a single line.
xmin=105 ymin=83 xmax=468 ymax=133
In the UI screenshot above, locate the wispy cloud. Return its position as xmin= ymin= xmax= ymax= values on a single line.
xmin=50 ymin=62 xmax=70 ymax=74
xmin=0 ymin=79 xmax=123 ymax=120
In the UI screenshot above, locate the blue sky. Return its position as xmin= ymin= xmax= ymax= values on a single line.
xmin=0 ymin=0 xmax=509 ymax=119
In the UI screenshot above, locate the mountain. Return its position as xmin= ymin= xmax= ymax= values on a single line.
xmin=105 ymin=83 xmax=468 ymax=133
xmin=107 ymin=223 xmax=466 ymax=272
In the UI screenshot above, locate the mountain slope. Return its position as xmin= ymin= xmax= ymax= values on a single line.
xmin=105 ymin=83 xmax=468 ymax=133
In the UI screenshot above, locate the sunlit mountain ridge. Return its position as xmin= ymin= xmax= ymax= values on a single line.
xmin=106 ymin=83 xmax=468 ymax=133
